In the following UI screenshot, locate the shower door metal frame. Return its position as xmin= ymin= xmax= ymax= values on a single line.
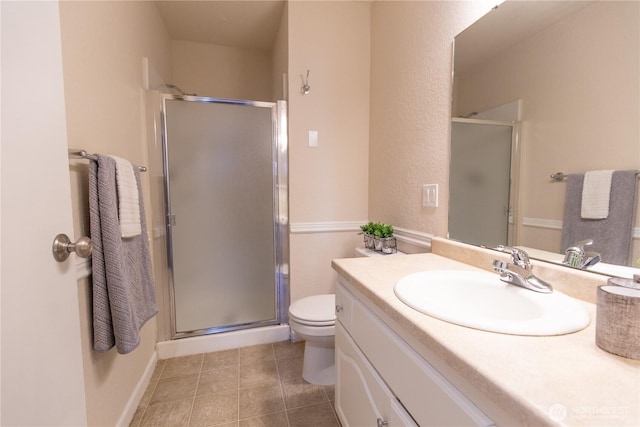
xmin=160 ymin=94 xmax=289 ymax=339
xmin=450 ymin=117 xmax=520 ymax=247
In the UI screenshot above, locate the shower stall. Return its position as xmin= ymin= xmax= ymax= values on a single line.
xmin=161 ymin=95 xmax=288 ymax=339
xmin=449 ymin=118 xmax=518 ymax=248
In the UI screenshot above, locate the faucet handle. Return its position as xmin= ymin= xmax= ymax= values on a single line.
xmin=496 ymin=246 xmax=530 ymax=268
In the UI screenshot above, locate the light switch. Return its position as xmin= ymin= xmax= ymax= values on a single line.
xmin=308 ymin=130 xmax=318 ymax=147
xmin=422 ymin=184 xmax=438 ymax=207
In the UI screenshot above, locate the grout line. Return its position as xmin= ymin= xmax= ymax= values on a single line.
xmin=272 ymin=343 xmax=291 ymax=427
xmin=185 ymin=354 xmax=204 ymax=427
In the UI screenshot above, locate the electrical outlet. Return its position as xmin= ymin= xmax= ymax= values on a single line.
xmin=422 ymin=184 xmax=438 ymax=207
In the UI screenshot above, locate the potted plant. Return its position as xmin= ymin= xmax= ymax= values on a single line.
xmin=359 ymin=222 xmax=376 ymax=249
xmin=360 ymin=221 xmax=397 ymax=254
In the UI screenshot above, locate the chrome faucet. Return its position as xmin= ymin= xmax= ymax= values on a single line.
xmin=493 ymin=246 xmax=553 ymax=293
xmin=562 ymin=239 xmax=601 ymax=269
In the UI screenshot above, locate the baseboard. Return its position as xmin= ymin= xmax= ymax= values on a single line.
xmin=156 ymin=324 xmax=291 ymax=359
xmin=116 ymin=351 xmax=158 ymax=427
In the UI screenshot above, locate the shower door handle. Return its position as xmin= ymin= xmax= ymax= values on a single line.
xmin=168 ymin=214 xmax=176 ymax=226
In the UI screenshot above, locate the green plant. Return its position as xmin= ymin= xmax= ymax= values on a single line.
xmin=359 ymin=221 xmax=394 ymax=238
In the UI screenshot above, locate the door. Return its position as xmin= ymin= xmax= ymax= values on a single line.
xmin=163 ymin=98 xmax=283 ymax=337
xmin=1 ymin=2 xmax=87 ymax=425
xmin=449 ymin=120 xmax=514 ymax=248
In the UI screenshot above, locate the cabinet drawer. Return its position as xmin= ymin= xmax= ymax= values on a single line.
xmin=351 ymin=298 xmax=493 ymax=427
xmin=336 ymin=323 xmax=417 ymax=427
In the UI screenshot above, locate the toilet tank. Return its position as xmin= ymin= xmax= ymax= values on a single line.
xmin=354 ymin=247 xmax=404 ymax=257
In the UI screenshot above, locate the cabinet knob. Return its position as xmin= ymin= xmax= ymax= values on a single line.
xmin=335 ymin=304 xmax=344 ymax=313
xmin=377 ymin=418 xmax=389 ymax=427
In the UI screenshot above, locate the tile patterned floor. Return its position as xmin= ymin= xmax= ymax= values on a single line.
xmin=130 ymin=341 xmax=340 ymax=427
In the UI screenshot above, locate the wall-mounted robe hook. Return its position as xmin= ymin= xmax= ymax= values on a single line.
xmin=301 ymin=70 xmax=311 ymax=95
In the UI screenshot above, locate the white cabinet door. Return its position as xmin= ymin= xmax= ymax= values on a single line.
xmin=335 ymin=323 xmax=417 ymax=427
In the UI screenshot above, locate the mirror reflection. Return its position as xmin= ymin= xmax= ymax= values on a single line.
xmin=450 ymin=1 xmax=639 ymax=278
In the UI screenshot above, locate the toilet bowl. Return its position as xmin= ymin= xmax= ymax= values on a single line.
xmin=289 ymin=294 xmax=336 ymax=385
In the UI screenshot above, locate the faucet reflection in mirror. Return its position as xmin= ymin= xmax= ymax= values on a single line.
xmin=450 ymin=1 xmax=640 ymax=274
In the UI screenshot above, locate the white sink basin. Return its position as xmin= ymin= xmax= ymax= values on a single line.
xmin=394 ymin=270 xmax=590 ymax=336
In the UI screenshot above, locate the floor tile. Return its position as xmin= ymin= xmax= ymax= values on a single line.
xmin=276 ymin=357 xmax=303 ymax=380
xmin=273 ymin=341 xmax=304 ymax=360
xmin=239 ymin=383 xmax=285 ymax=419
xmin=162 ymin=354 xmax=204 ymax=379
xmin=281 ymin=377 xmax=328 ymax=409
xmin=150 ymin=374 xmax=199 ymax=405
xmin=240 ymin=359 xmax=279 ymax=388
xmin=203 ymin=349 xmax=239 ymax=371
xmin=197 ymin=366 xmax=238 ymax=396
xmin=189 ymin=391 xmax=238 ymax=427
xmin=133 ymin=341 xmax=341 ymax=427
xmin=286 ymin=402 xmax=339 ymax=427
xmin=238 ymin=411 xmax=288 ymax=427
xmin=239 ymin=344 xmax=275 ymax=365
xmin=139 ymin=399 xmax=193 ymax=427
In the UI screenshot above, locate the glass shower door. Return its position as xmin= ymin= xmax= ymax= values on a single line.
xmin=163 ymin=98 xmax=280 ymax=336
xmin=449 ymin=119 xmax=514 ymax=248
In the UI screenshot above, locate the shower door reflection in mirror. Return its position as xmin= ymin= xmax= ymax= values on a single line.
xmin=163 ymin=97 xmax=286 ymax=337
xmin=449 ymin=119 xmax=516 ymax=248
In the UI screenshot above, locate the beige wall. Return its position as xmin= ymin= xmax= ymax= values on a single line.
xmin=171 ymin=40 xmax=273 ymax=100
xmin=368 ymin=1 xmax=492 ymax=237
xmin=287 ymin=1 xmax=371 ymax=302
xmin=454 ymin=1 xmax=640 ymax=264
xmin=59 ymin=1 xmax=171 ymax=425
xmin=272 ymin=2 xmax=289 ymax=101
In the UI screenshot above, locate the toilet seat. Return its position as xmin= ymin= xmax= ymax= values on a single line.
xmin=289 ymin=294 xmax=336 ymax=327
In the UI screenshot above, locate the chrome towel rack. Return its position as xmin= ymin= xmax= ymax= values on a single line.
xmin=68 ymin=148 xmax=147 ymax=172
xmin=550 ymin=171 xmax=639 ymax=182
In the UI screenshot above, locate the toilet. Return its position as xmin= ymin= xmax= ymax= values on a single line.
xmin=289 ymin=294 xmax=336 ymax=385
xmin=289 ymin=246 xmax=405 ymax=385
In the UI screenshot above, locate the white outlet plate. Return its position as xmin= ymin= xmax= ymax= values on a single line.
xmin=422 ymin=184 xmax=438 ymax=207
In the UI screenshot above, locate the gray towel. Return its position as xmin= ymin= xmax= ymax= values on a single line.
xmin=561 ymin=170 xmax=638 ymax=265
xmin=89 ymin=155 xmax=157 ymax=354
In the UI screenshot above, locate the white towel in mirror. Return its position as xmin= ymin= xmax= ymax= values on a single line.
xmin=581 ymin=170 xmax=613 ymax=219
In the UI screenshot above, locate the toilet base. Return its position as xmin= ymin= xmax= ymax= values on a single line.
xmin=302 ymin=339 xmax=335 ymax=385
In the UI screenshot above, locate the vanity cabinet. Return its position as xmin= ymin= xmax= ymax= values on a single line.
xmin=335 ymin=280 xmax=494 ymax=427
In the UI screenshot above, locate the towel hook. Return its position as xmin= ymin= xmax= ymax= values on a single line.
xmin=52 ymin=233 xmax=92 ymax=262
xmin=301 ymin=70 xmax=311 ymax=95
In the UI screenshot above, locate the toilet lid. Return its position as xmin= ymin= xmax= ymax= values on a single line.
xmin=289 ymin=294 xmax=336 ymax=326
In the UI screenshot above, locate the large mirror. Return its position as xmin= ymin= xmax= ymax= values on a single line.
xmin=450 ymin=0 xmax=639 ymax=278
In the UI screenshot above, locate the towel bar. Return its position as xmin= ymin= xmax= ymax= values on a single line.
xmin=69 ymin=149 xmax=147 ymax=172
xmin=551 ymin=171 xmax=639 ymax=182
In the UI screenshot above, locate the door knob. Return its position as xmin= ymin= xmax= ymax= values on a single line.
xmin=52 ymin=234 xmax=92 ymax=262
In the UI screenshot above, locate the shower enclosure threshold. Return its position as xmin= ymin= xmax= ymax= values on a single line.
xmin=156 ymin=324 xmax=290 ymax=359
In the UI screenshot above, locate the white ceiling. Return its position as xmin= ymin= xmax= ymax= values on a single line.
xmin=454 ymin=1 xmax=593 ymax=74
xmin=155 ymin=0 xmax=285 ymax=51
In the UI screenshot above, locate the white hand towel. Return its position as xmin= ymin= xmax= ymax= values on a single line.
xmin=110 ymin=155 xmax=142 ymax=237
xmin=581 ymin=169 xmax=614 ymax=219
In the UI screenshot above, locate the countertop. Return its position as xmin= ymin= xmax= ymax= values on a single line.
xmin=331 ymin=252 xmax=640 ymax=426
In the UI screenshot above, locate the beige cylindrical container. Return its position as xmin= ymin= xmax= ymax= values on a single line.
xmin=596 ymin=281 xmax=640 ymax=360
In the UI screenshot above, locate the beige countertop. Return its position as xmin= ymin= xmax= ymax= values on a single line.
xmin=331 ymin=250 xmax=640 ymax=427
